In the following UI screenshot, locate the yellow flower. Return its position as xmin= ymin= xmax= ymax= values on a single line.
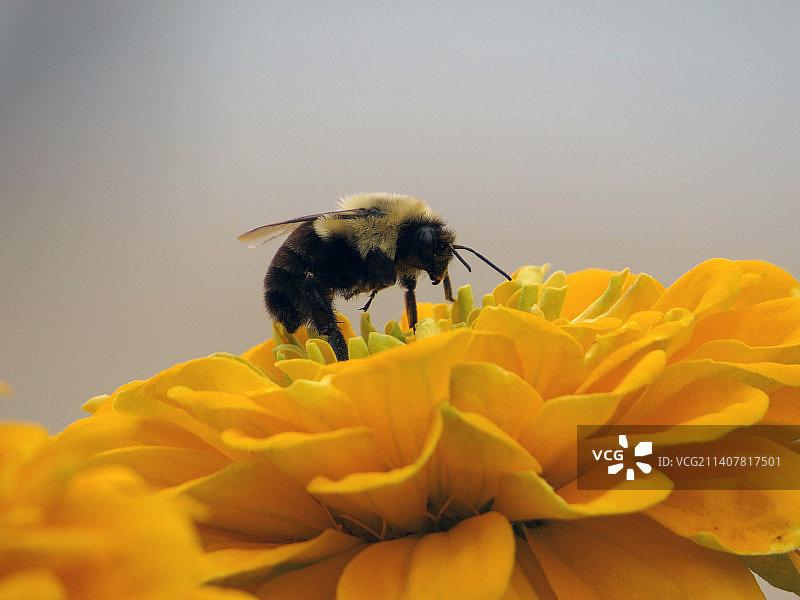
xmin=73 ymin=258 xmax=800 ymax=598
xmin=0 ymin=421 xmax=256 ymax=600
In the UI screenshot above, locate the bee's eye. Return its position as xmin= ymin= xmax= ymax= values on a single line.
xmin=417 ymin=227 xmax=434 ymax=265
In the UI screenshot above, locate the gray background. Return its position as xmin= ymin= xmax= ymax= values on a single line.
xmin=1 ymin=4 xmax=798 ymax=595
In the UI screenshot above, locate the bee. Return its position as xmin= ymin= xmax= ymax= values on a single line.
xmin=238 ymin=193 xmax=511 ymax=361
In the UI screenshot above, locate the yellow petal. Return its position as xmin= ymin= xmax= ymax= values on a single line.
xmin=171 ymin=462 xmax=330 ymax=541
xmin=189 ymin=586 xmax=260 ymax=600
xmin=136 ymin=355 xmax=278 ymax=399
xmin=510 ymin=536 xmax=560 ymax=600
xmin=0 ymin=422 xmax=50 ymax=461
xmin=0 ymin=569 xmax=66 ymax=600
xmin=54 ymin=467 xmax=203 ymax=600
xmin=525 ymin=515 xmax=764 ymax=599
xmin=763 ymin=385 xmax=800 ymax=425
xmin=652 ymin=258 xmax=743 ymax=318
xmin=683 ymin=297 xmax=800 ymax=358
xmin=492 ymin=279 xmax=523 ymax=307
xmin=305 ymin=338 xmax=338 ymax=364
xmin=274 ymin=358 xmax=325 ymax=381
xmin=223 ymin=427 xmax=389 ymax=487
xmin=366 ymin=332 xmax=405 ymax=354
xmin=448 ymin=362 xmax=544 ymax=441
xmin=517 ymin=392 xmax=623 ymax=476
xmin=734 ymin=259 xmax=800 ymax=309
xmin=337 ymin=512 xmax=515 ymax=600
xmin=429 ymin=403 xmax=541 ymax=516
xmin=572 ymin=269 xmax=631 ymax=323
xmin=110 ymin=365 xmax=276 ymax=457
xmin=166 ymin=387 xmax=296 ymax=438
xmin=307 ymin=408 xmax=442 ymax=534
xmin=323 ymin=329 xmax=472 ymax=466
xmin=680 ymin=342 xmax=800 ymax=380
xmin=464 ymin=331 xmax=525 ymax=378
xmin=239 ymin=340 xmax=290 ymax=385
xmin=494 ymin=468 xmax=669 ymax=521
xmin=199 ymin=529 xmax=363 ymax=586
xmin=239 ymin=379 xmax=360 ymax=434
xmin=253 ymin=547 xmax=362 ymax=600
xmin=620 ymin=362 xmax=769 ymax=427
xmin=561 ymin=269 xmax=632 ymax=321
xmin=578 ymin=339 xmax=668 ymax=395
xmin=90 ymin=445 xmax=230 ymax=488
xmin=646 ymin=434 xmax=800 ymax=554
xmin=500 ymin=540 xmax=558 ymax=600
xmin=602 ymin=273 xmax=665 ymax=321
xmin=473 ymin=307 xmax=586 ymax=399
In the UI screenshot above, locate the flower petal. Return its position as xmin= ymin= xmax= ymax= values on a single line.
xmin=240 ymin=339 xmax=289 ymax=384
xmin=448 ymin=362 xmax=544 ymax=441
xmin=619 ymin=363 xmax=769 ymax=427
xmin=429 ymin=403 xmax=541 ymax=516
xmin=524 ymin=515 xmax=764 ymax=599
xmin=675 ymin=297 xmax=800 ymax=363
xmin=473 ymin=307 xmax=586 ymax=399
xmin=90 ymin=445 xmax=230 ymax=488
xmin=763 ymin=385 xmax=800 ymax=425
xmin=323 ymin=329 xmax=473 ymax=466
xmin=504 ymin=539 xmax=559 ymax=600
xmin=253 ymin=547 xmax=362 ymax=600
xmin=494 ymin=469 xmax=670 ymax=521
xmin=171 ymin=462 xmax=330 ymax=541
xmin=516 ymin=392 xmax=623 ymax=476
xmin=337 ymin=511 xmax=514 ymax=600
xmin=274 ymin=358 xmax=325 ymax=381
xmin=306 ymin=409 xmax=442 ymax=534
xmin=734 ymin=260 xmax=800 ymax=309
xmin=245 ymin=380 xmax=360 ymax=433
xmin=0 ymin=569 xmax=66 ymax=600
xmin=561 ymin=269 xmax=634 ymax=321
xmin=652 ymin=258 xmax=743 ymax=318
xmin=223 ymin=427 xmax=389 ymax=487
xmin=646 ymin=435 xmax=800 ymax=554
xmin=167 ymin=387 xmax=297 ymax=438
xmin=199 ymin=529 xmax=363 ymax=587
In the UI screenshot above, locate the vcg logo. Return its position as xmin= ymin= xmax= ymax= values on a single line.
xmin=591 ymin=435 xmax=653 ymax=480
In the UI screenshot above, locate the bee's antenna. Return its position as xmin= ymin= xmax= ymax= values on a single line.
xmin=452 ymin=245 xmax=512 ymax=281
xmin=451 ymin=247 xmax=472 ymax=273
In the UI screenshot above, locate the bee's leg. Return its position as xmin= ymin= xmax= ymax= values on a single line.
xmin=442 ymin=272 xmax=454 ymax=302
xmin=360 ymin=289 xmax=378 ymax=312
xmin=401 ymin=275 xmax=418 ymax=330
xmin=306 ymin=276 xmax=348 ymax=361
xmin=325 ymin=326 xmax=348 ymax=362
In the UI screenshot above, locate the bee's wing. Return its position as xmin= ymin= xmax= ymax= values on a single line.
xmin=237 ymin=220 xmax=308 ymax=248
xmin=237 ymin=207 xmax=381 ymax=249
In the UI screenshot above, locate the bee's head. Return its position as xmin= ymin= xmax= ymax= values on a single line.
xmin=415 ymin=224 xmax=456 ymax=284
xmin=398 ymin=219 xmax=512 ymax=286
xmin=398 ymin=221 xmax=456 ymax=283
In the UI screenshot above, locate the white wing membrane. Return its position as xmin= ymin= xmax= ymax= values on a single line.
xmin=237 ymin=221 xmax=307 ymax=248
xmin=237 ymin=207 xmax=382 ymax=249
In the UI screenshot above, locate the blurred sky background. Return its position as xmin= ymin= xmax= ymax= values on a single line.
xmin=2 ymin=4 xmax=799 ymax=596
xmin=3 ymin=2 xmax=799 ymax=424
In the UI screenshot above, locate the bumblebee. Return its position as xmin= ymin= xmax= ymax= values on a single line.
xmin=238 ymin=193 xmax=510 ymax=361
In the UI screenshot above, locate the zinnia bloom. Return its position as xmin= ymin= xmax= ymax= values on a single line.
xmin=66 ymin=258 xmax=800 ymax=598
xmin=0 ymin=421 xmax=256 ymax=600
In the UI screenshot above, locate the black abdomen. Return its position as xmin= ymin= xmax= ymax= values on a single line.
xmin=263 ymin=223 xmax=363 ymax=332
